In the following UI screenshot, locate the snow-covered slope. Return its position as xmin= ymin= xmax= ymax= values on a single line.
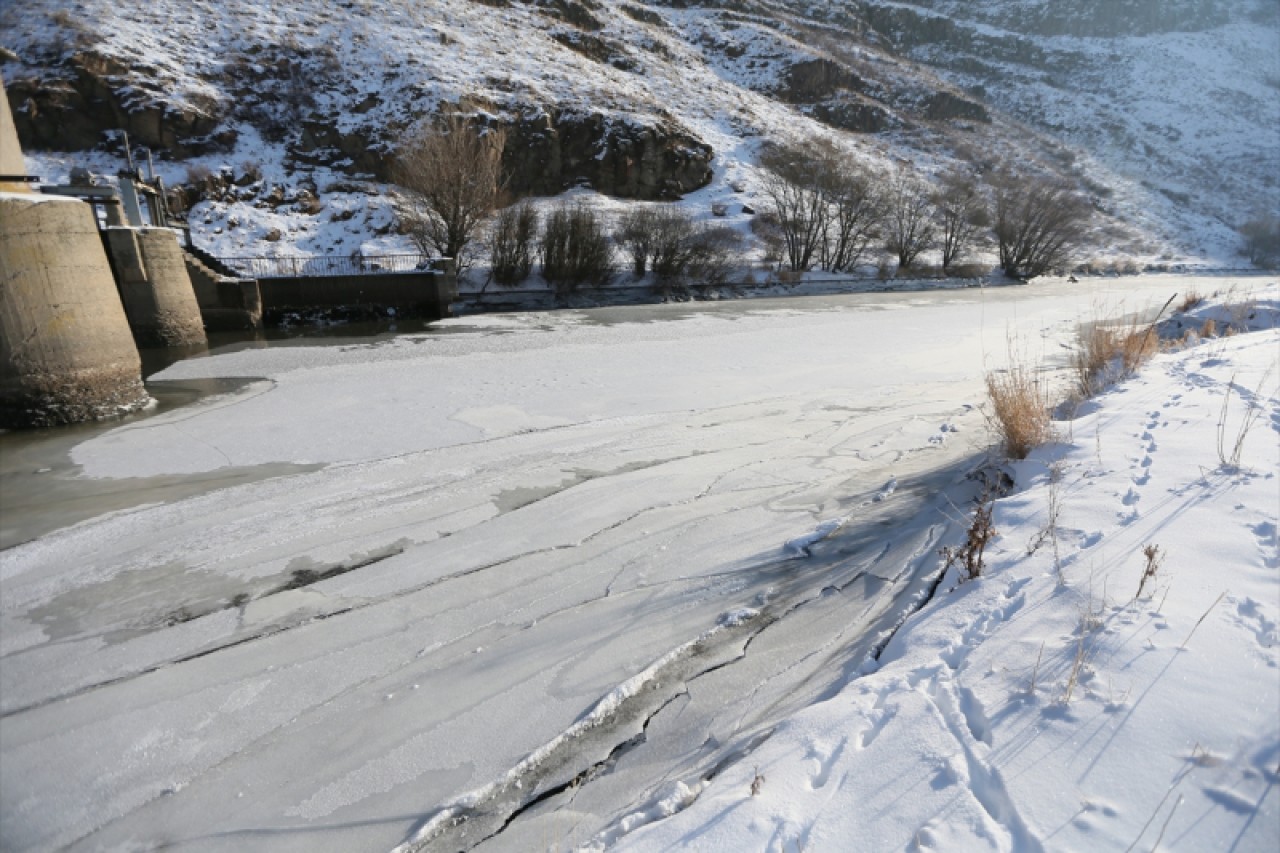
xmin=868 ymin=0 xmax=1280 ymax=264
xmin=3 ymin=0 xmax=1274 ymax=267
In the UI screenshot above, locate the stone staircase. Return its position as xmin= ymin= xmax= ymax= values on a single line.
xmin=182 ymin=247 xmax=263 ymax=331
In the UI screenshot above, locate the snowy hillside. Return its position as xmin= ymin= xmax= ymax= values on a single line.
xmin=869 ymin=0 xmax=1280 ymax=263
xmin=3 ymin=0 xmax=1275 ymax=267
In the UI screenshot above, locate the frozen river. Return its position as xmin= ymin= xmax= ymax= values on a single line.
xmin=0 ymin=276 xmax=1258 ymax=852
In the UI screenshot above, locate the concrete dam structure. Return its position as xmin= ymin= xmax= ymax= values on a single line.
xmin=104 ymin=226 xmax=207 ymax=347
xmin=2 ymin=70 xmax=457 ymax=428
xmin=1 ymin=71 xmax=152 ymax=428
xmin=0 ymin=193 xmax=152 ymax=428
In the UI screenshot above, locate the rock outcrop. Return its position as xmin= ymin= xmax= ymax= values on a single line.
xmin=502 ymin=109 xmax=713 ymax=199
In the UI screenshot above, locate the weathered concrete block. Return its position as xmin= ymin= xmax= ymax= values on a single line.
xmin=0 ymin=194 xmax=150 ymax=427
xmin=104 ymin=226 xmax=208 ymax=347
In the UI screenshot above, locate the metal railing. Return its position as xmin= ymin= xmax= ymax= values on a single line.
xmin=213 ymin=254 xmax=440 ymax=279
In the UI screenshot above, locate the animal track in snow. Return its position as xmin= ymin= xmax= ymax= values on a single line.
xmin=941 ymin=587 xmax=1027 ymax=671
xmin=806 ymin=735 xmax=848 ymax=789
xmin=1251 ymin=520 xmax=1278 ymax=569
xmin=1228 ymin=596 xmax=1279 ymax=652
xmin=857 ymin=706 xmax=895 ymax=750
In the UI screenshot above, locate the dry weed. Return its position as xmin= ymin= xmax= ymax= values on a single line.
xmin=1072 ymin=322 xmax=1160 ymax=398
xmin=986 ymin=364 xmax=1054 ymax=459
xmin=942 ymin=490 xmax=998 ymax=581
xmin=1134 ymin=544 xmax=1163 ymax=601
xmin=1177 ymin=290 xmax=1205 ymax=312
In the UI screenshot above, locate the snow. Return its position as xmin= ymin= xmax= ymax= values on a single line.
xmin=606 ymin=284 xmax=1280 ymax=852
xmin=1 ymin=276 xmax=1275 ymax=852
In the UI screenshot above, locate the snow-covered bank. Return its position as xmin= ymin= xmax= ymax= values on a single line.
xmin=607 ymin=289 xmax=1280 ymax=851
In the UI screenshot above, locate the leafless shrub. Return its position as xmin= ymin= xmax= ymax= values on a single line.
xmin=391 ymin=114 xmax=507 ymax=266
xmin=749 ymin=211 xmax=785 ymax=268
xmin=618 ymin=207 xmax=744 ymax=286
xmin=686 ymin=225 xmax=743 ymax=285
xmin=540 ymin=202 xmax=613 ymax=294
xmin=489 ymin=200 xmax=539 ymax=286
xmin=1240 ymin=215 xmax=1280 ymax=268
xmin=947 ymin=262 xmax=993 ymax=279
xmin=647 ymin=207 xmax=697 ymax=282
xmin=616 ymin=207 xmax=659 ymax=277
xmin=184 ymin=163 xmax=213 ymax=185
xmin=991 ymin=168 xmax=1092 ymax=279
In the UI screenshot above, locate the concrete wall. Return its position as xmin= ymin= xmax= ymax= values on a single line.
xmin=257 ymin=271 xmax=457 ymax=320
xmin=0 ymin=72 xmax=29 ymax=193
xmin=103 ymin=226 xmax=208 ymax=347
xmin=0 ymin=194 xmax=150 ymax=427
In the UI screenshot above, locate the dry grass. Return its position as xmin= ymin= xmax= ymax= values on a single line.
xmin=986 ymin=363 xmax=1054 ymax=459
xmin=1178 ymin=290 xmax=1205 ymax=312
xmin=1071 ymin=322 xmax=1160 ymax=399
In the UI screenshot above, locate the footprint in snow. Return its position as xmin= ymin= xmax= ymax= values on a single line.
xmin=1251 ymin=520 xmax=1279 ymax=569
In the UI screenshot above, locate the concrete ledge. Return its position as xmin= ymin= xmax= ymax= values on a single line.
xmin=257 ymin=272 xmax=456 ymax=320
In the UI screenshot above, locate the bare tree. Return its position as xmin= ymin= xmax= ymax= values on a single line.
xmin=822 ymin=160 xmax=883 ymax=272
xmin=759 ymin=143 xmax=829 ymax=272
xmin=391 ymin=114 xmax=506 ymax=267
xmin=933 ymin=169 xmax=989 ymax=273
xmin=489 ymin=199 xmax=539 ymax=286
xmin=883 ymin=169 xmax=936 ymax=270
xmin=991 ymin=169 xmax=1092 ymax=279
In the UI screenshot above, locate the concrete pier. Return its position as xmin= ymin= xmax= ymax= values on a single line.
xmin=1 ymin=72 xmax=28 ymax=194
xmin=0 ymin=194 xmax=151 ymax=427
xmin=104 ymin=226 xmax=208 ymax=347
